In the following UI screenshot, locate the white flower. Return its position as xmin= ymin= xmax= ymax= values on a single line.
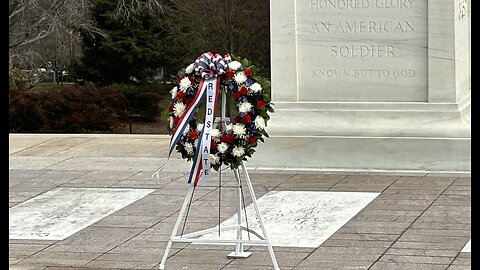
xmin=225 ymin=123 xmax=233 ymax=132
xmin=184 ymin=142 xmax=194 ymax=155
xmin=239 ymin=102 xmax=253 ymax=113
xmin=211 ymin=128 xmax=221 ymax=138
xmin=234 ymin=72 xmax=247 ymax=84
xmin=232 ymin=146 xmax=245 ymax=157
xmin=194 ymin=139 xmax=198 ymax=147
xmin=197 ymin=123 xmax=204 ymax=132
xmin=228 ymin=61 xmax=242 ymax=71
xmin=173 ymin=102 xmax=186 ymax=117
xmin=254 ymin=116 xmax=266 ymax=130
xmin=233 ymin=123 xmax=246 ymax=136
xmin=217 ymin=142 xmax=228 ymax=153
xmin=210 ymin=154 xmax=220 ymax=165
xmin=179 ymin=77 xmax=191 ymax=91
xmin=170 ymin=86 xmax=178 ymax=99
xmin=185 ymin=63 xmax=195 ymax=74
xmin=183 ymin=124 xmax=190 ymax=135
xmin=249 ymin=83 xmax=262 ymax=94
xmin=169 ymin=116 xmax=174 ymax=129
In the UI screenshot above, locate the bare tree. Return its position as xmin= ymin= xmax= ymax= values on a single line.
xmin=114 ymin=0 xmax=164 ymax=23
xmin=9 ymin=0 xmax=104 ymax=70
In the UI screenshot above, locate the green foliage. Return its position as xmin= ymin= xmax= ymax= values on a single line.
xmin=72 ymin=0 xmax=181 ymax=86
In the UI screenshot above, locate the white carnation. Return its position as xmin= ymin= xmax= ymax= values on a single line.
xmin=211 ymin=128 xmax=221 ymax=138
xmin=185 ymin=63 xmax=195 ymax=74
xmin=169 ymin=116 xmax=174 ymax=129
xmin=234 ymin=72 xmax=247 ymax=84
xmin=184 ymin=142 xmax=194 ymax=155
xmin=225 ymin=123 xmax=233 ymax=132
xmin=239 ymin=102 xmax=253 ymax=113
xmin=254 ymin=116 xmax=266 ymax=130
xmin=210 ymin=154 xmax=220 ymax=165
xmin=179 ymin=77 xmax=191 ymax=91
xmin=173 ymin=102 xmax=186 ymax=117
xmin=232 ymin=146 xmax=245 ymax=157
xmin=217 ymin=142 xmax=228 ymax=153
xmin=228 ymin=61 xmax=242 ymax=71
xmin=197 ymin=123 xmax=204 ymax=132
xmin=183 ymin=124 xmax=190 ymax=135
xmin=233 ymin=123 xmax=246 ymax=136
xmin=249 ymin=83 xmax=262 ymax=94
xmin=170 ymin=86 xmax=178 ymax=99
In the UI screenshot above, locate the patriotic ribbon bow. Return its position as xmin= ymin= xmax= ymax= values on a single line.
xmin=168 ymin=52 xmax=231 ymax=186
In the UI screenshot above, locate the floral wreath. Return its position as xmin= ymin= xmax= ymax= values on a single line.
xmin=167 ymin=53 xmax=274 ymax=171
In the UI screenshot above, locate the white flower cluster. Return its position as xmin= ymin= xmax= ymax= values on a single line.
xmin=239 ymin=102 xmax=253 ymax=113
xmin=179 ymin=77 xmax=191 ymax=91
xmin=173 ymin=102 xmax=186 ymax=117
xmin=228 ymin=61 xmax=242 ymax=71
xmin=185 ymin=63 xmax=195 ymax=74
xmin=234 ymin=72 xmax=247 ymax=84
xmin=170 ymin=86 xmax=178 ymax=99
xmin=249 ymin=83 xmax=262 ymax=94
xmin=217 ymin=142 xmax=228 ymax=153
xmin=233 ymin=123 xmax=246 ymax=137
xmin=232 ymin=146 xmax=245 ymax=157
xmin=254 ymin=116 xmax=266 ymax=130
xmin=210 ymin=154 xmax=220 ymax=165
xmin=184 ymin=142 xmax=194 ymax=155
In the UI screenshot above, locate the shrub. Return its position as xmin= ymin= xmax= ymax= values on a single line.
xmin=9 ymin=85 xmax=129 ymax=133
xmin=9 ymin=91 xmax=48 ymax=132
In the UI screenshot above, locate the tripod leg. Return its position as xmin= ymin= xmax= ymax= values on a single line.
xmin=227 ymin=168 xmax=251 ymax=258
xmin=240 ymin=162 xmax=280 ymax=270
xmin=159 ymin=185 xmax=195 ymax=269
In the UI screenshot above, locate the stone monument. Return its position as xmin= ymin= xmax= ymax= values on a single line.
xmin=250 ymin=0 xmax=470 ymax=172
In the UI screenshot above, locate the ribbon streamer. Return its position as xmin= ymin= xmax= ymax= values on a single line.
xmin=169 ymin=52 xmax=230 ymax=186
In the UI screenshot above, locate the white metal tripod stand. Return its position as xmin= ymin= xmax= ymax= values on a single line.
xmin=159 ymin=87 xmax=280 ymax=270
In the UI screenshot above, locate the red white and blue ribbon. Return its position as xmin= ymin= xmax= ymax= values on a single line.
xmin=168 ymin=52 xmax=230 ymax=186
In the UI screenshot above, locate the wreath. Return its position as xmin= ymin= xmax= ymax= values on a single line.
xmin=167 ymin=53 xmax=274 ymax=172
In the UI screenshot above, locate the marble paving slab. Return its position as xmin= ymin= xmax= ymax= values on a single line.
xmin=198 ymin=191 xmax=379 ymax=247
xmin=9 ymin=188 xmax=155 ymax=240
xmin=462 ymin=239 xmax=471 ymax=252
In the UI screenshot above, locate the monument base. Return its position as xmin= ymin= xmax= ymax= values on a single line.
xmin=248 ymin=97 xmax=471 ymax=172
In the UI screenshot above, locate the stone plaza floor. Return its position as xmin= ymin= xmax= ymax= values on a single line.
xmin=9 ymin=133 xmax=471 ymax=270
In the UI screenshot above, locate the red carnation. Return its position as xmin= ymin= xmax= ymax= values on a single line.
xmin=242 ymin=114 xmax=252 ymax=123
xmin=210 ymin=140 xmax=217 ymax=150
xmin=244 ymin=68 xmax=253 ymax=77
xmin=184 ymin=97 xmax=194 ymax=106
xmin=188 ymin=76 xmax=195 ymax=84
xmin=257 ymin=99 xmax=267 ymax=109
xmin=234 ymin=87 xmax=249 ymax=99
xmin=189 ymin=130 xmax=198 ymax=141
xmin=221 ymin=134 xmax=235 ymax=144
xmin=226 ymin=70 xmax=235 ymax=79
xmin=247 ymin=136 xmax=257 ymax=144
xmin=173 ymin=117 xmax=180 ymax=126
xmin=168 ymin=103 xmax=174 ymax=112
xmin=176 ymin=91 xmax=185 ymax=100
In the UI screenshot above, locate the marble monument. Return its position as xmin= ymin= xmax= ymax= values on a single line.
xmin=249 ymin=0 xmax=471 ymax=171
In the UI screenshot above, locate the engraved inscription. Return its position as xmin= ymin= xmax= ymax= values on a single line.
xmin=296 ymin=0 xmax=427 ymax=101
xmin=330 ymin=45 xmax=395 ymax=57
xmin=309 ymin=0 xmax=414 ymax=9
xmin=312 ymin=69 xmax=415 ymax=78
xmin=312 ymin=20 xmax=415 ymax=33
